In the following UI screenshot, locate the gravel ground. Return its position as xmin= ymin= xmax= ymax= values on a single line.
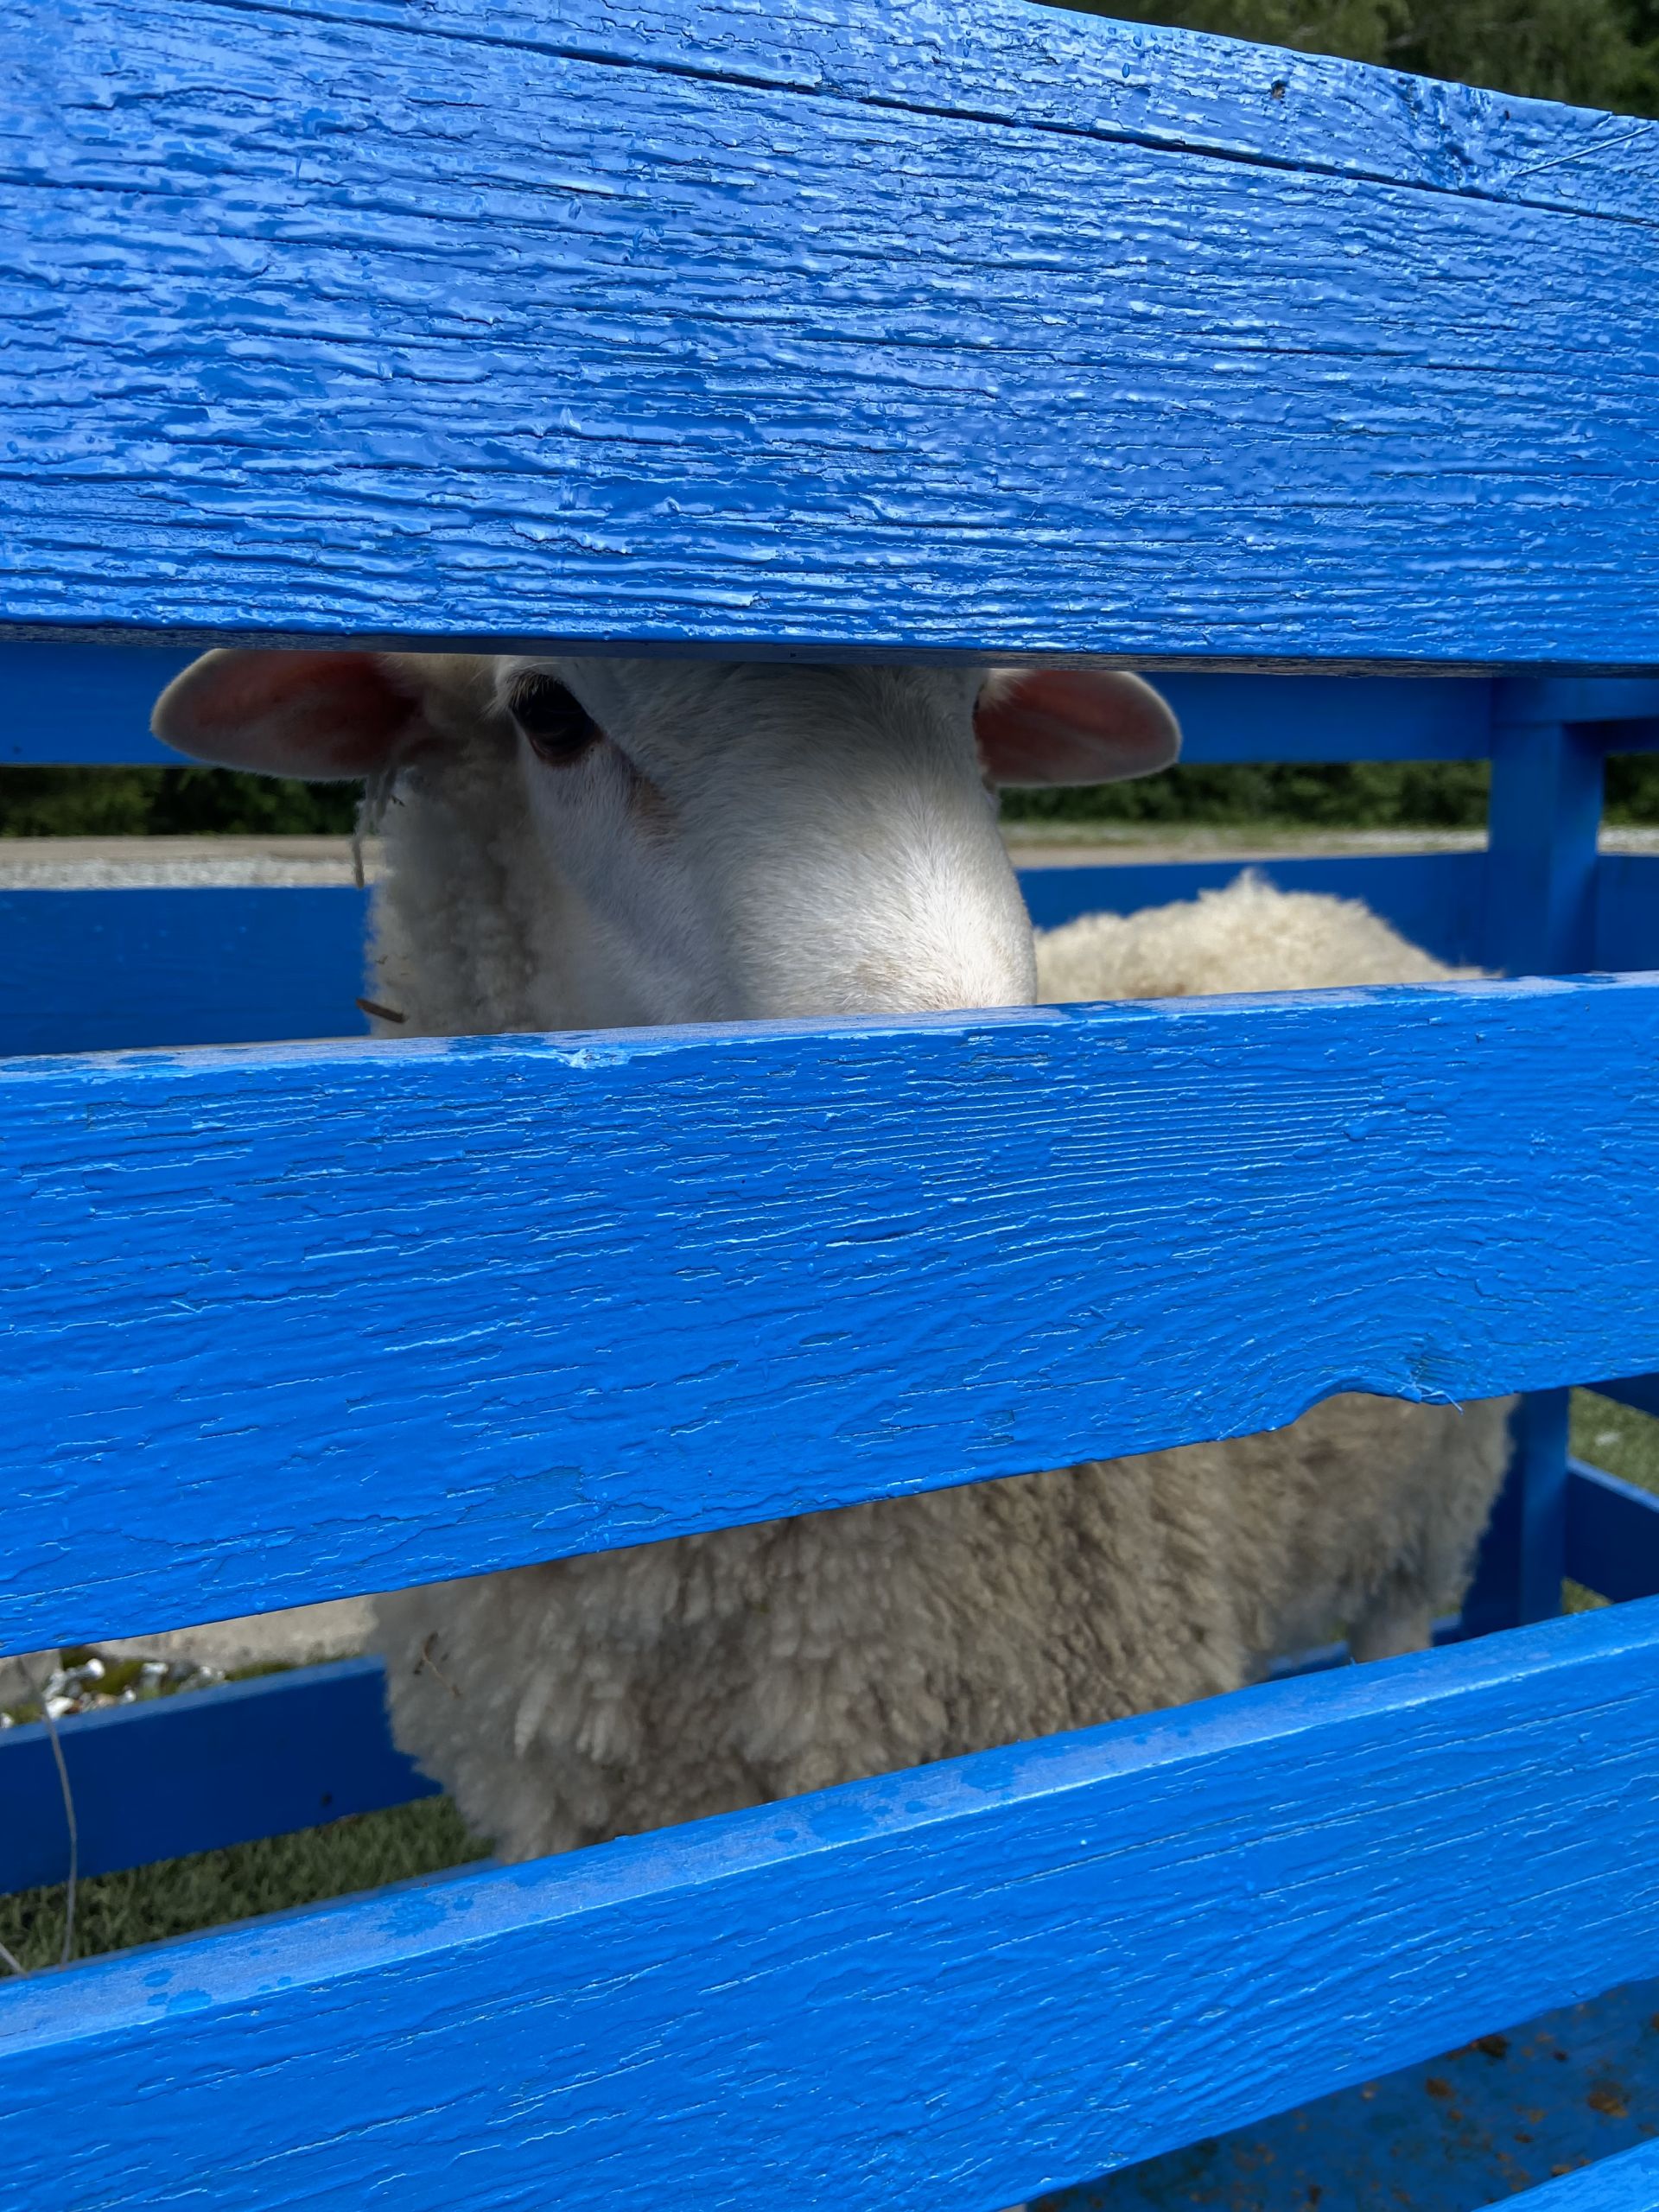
xmin=6 ymin=824 xmax=1659 ymax=888
xmin=0 ymin=835 xmax=383 ymax=886
xmin=1 ymin=1599 xmax=377 ymax=1723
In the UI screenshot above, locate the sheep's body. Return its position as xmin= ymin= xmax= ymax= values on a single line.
xmin=1034 ymin=866 xmax=1464 ymax=1001
xmin=378 ymin=1395 xmax=1505 ymax=1860
xmin=375 ymin=859 xmax=1511 ymax=1863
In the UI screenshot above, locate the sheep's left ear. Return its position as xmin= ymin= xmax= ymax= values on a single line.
xmin=975 ymin=669 xmax=1179 ymax=787
xmin=151 ymin=650 xmax=434 ymax=779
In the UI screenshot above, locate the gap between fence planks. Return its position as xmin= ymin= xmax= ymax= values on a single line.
xmin=7 ymin=972 xmax=1659 ymax=1656
xmin=5 ymin=1599 xmax=1659 ymax=2210
xmin=13 ymin=1435 xmax=1659 ymax=1892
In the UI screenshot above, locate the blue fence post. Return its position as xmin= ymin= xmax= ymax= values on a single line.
xmin=1484 ymin=684 xmax=1605 ymax=977
xmin=1463 ymin=1389 xmax=1573 ymax=1633
xmin=1466 ymin=687 xmax=1607 ymax=1631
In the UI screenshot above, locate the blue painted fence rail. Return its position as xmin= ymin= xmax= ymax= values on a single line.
xmin=1486 ymin=2142 xmax=1659 ymax=2212
xmin=5 ymin=1 xmax=1659 ymax=665
xmin=6 ymin=0 xmax=1659 ymax=2202
xmin=7 ymin=1600 xmax=1659 ymax=2212
xmin=8 ymin=974 xmax=1659 ymax=1657
xmin=0 ymin=857 xmax=1498 ymax=1057
xmin=8 ymin=652 xmax=1659 ymax=768
xmin=1039 ymin=1975 xmax=1659 ymax=2212
xmin=0 ymin=1660 xmax=437 ymax=1894
xmin=9 ymin=1455 xmax=1656 ymax=1897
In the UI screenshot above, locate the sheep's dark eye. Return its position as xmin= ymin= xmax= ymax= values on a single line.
xmin=509 ymin=677 xmax=601 ymax=766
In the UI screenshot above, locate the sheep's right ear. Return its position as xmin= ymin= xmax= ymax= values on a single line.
xmin=975 ymin=668 xmax=1179 ymax=787
xmin=151 ymin=650 xmax=430 ymax=780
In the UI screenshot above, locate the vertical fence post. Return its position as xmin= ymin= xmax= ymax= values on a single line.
xmin=1463 ymin=685 xmax=1605 ymax=1633
xmin=1483 ymin=683 xmax=1604 ymax=977
xmin=1461 ymin=1388 xmax=1573 ymax=1634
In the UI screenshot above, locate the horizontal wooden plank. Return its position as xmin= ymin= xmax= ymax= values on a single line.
xmin=5 ymin=1601 xmax=1659 ymax=2211
xmin=1 ymin=654 xmax=1503 ymax=767
xmin=0 ymin=1624 xmax=1480 ymax=1892
xmin=9 ymin=652 xmax=1656 ymax=772
xmin=1156 ymin=674 xmax=1491 ymax=760
xmin=0 ymin=1660 xmax=435 ymax=1894
xmin=4 ymin=4 xmax=1658 ymax=668
xmin=1567 ymin=1460 xmax=1659 ymax=1605
xmin=1588 ymin=1372 xmax=1659 ymax=1421
xmin=0 ymin=857 xmax=1488 ymax=1061
xmin=6 ymin=974 xmax=1659 ymax=1654
xmin=15 ymin=842 xmax=1657 ymax=1069
xmin=1497 ymin=679 xmax=1659 ymax=731
xmin=0 ymin=888 xmax=370 ymax=1056
xmin=153 ymin=0 xmax=1658 ymax=223
xmin=0 ymin=643 xmax=192 ymax=766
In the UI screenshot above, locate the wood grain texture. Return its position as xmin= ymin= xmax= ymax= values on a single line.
xmin=6 ymin=974 xmax=1659 ymax=1654
xmin=0 ymin=1658 xmax=435 ymax=1892
xmin=6 ymin=1600 xmax=1659 ymax=2210
xmin=3 ymin=2 xmax=1658 ymax=668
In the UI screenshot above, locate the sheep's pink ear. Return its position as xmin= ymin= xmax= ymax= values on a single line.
xmin=975 ymin=668 xmax=1180 ymax=787
xmin=151 ymin=650 xmax=428 ymax=779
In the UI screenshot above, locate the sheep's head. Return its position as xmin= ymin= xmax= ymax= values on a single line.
xmin=153 ymin=651 xmax=1178 ymax=1026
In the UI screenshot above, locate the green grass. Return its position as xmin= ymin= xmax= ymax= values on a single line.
xmin=1 ymin=1796 xmax=488 ymax=1973
xmin=1571 ymin=1390 xmax=1659 ymax=1494
xmin=1565 ymin=1389 xmax=1659 ymax=1614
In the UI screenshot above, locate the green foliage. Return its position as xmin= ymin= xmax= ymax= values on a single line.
xmin=1047 ymin=0 xmax=1659 ymax=112
xmin=1003 ymin=751 xmax=1659 ymax=830
xmin=0 ymin=766 xmax=359 ymax=839
xmin=1604 ymin=753 xmax=1659 ymax=823
xmin=1001 ymin=759 xmax=1491 ymax=827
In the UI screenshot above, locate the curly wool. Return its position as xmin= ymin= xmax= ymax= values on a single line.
xmin=1034 ymin=868 xmax=1471 ymax=1003
xmin=379 ymin=1392 xmax=1506 ymax=1861
xmin=379 ymin=868 xmax=1511 ymax=1864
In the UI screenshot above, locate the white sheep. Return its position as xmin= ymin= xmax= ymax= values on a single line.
xmin=153 ymin=652 xmax=1510 ymax=1864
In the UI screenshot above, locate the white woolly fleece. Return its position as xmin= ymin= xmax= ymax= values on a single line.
xmin=1035 ymin=868 xmax=1470 ymax=1003
xmin=376 ymin=857 xmax=1510 ymax=1863
xmin=148 ymin=647 xmax=1506 ymax=1878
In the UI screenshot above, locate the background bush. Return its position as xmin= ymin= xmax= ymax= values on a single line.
xmin=9 ymin=0 xmax=1654 ymax=841
xmin=0 ymin=766 xmax=358 ymax=839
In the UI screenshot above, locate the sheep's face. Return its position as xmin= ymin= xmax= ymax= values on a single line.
xmin=500 ymin=659 xmax=1028 ymax=1024
xmin=151 ymin=650 xmax=1178 ymax=1029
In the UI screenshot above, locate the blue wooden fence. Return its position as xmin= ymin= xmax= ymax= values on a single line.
xmin=4 ymin=0 xmax=1659 ymax=2204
